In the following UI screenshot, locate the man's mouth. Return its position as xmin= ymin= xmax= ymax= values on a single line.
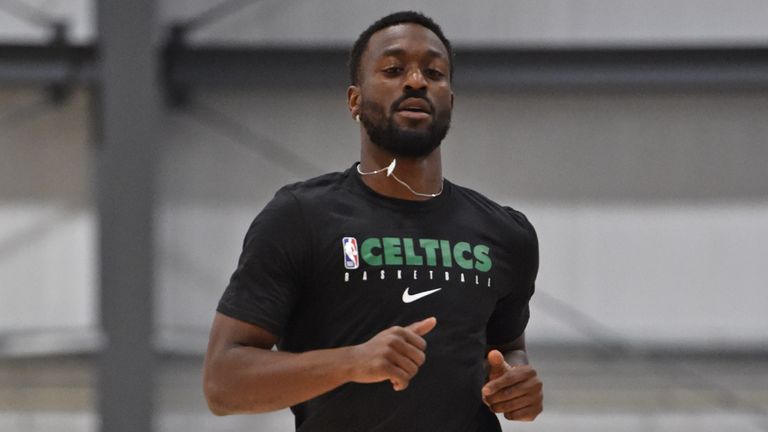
xmin=397 ymin=98 xmax=432 ymax=114
xmin=396 ymin=97 xmax=432 ymax=120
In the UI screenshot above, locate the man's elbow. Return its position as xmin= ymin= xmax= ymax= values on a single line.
xmin=204 ymin=376 xmax=233 ymax=416
xmin=203 ymin=370 xmax=282 ymax=415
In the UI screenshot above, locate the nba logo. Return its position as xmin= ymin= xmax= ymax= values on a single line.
xmin=342 ymin=237 xmax=359 ymax=269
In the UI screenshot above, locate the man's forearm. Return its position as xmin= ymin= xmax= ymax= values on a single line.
xmin=204 ymin=317 xmax=436 ymax=415
xmin=204 ymin=344 xmax=356 ymax=415
xmin=488 ymin=332 xmax=529 ymax=366
xmin=503 ymin=349 xmax=529 ymax=366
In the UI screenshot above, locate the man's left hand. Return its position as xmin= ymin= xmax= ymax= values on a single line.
xmin=482 ymin=349 xmax=543 ymax=421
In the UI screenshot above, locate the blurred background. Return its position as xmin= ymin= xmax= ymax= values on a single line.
xmin=1 ymin=1 xmax=767 ymax=431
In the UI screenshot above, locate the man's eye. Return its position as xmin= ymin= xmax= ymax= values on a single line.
xmin=383 ymin=66 xmax=403 ymax=74
xmin=425 ymin=69 xmax=445 ymax=79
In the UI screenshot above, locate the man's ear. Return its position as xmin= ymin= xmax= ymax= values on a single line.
xmin=347 ymin=85 xmax=361 ymax=119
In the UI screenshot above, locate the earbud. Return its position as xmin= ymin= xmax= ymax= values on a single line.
xmin=355 ymin=114 xmax=361 ymax=123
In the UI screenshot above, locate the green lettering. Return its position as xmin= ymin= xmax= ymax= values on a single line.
xmin=360 ymin=238 xmax=382 ymax=266
xmin=473 ymin=244 xmax=492 ymax=272
xmin=419 ymin=239 xmax=439 ymax=266
xmin=382 ymin=237 xmax=403 ymax=265
xmin=440 ymin=240 xmax=453 ymax=267
xmin=403 ymin=238 xmax=423 ymax=266
xmin=453 ymin=242 xmax=473 ymax=270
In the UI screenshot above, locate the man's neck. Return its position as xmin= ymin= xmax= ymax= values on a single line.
xmin=358 ymin=140 xmax=443 ymax=201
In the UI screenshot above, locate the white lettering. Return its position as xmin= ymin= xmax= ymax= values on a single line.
xmin=444 ymin=271 xmax=450 ymax=281
xmin=397 ymin=270 xmax=402 ymax=279
xmin=413 ymin=270 xmax=418 ymax=280
xmin=475 ymin=275 xmax=479 ymax=285
xmin=362 ymin=271 xmax=367 ymax=281
xmin=380 ymin=270 xmax=386 ymax=280
xmin=460 ymin=273 xmax=465 ymax=283
xmin=344 ymin=272 xmax=349 ymax=282
xmin=487 ymin=277 xmax=491 ymax=287
xmin=429 ymin=270 xmax=434 ymax=280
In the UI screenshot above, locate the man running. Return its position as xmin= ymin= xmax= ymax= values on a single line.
xmin=204 ymin=11 xmax=543 ymax=431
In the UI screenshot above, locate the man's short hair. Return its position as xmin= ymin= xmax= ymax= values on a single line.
xmin=348 ymin=11 xmax=453 ymax=85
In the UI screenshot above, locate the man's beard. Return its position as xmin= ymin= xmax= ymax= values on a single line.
xmin=359 ymin=91 xmax=451 ymax=158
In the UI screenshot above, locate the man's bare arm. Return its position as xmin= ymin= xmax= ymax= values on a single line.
xmin=488 ymin=333 xmax=529 ymax=365
xmin=203 ymin=313 xmax=436 ymax=415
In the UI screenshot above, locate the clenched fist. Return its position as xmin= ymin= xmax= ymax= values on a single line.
xmin=348 ymin=317 xmax=437 ymax=391
xmin=482 ymin=349 xmax=543 ymax=421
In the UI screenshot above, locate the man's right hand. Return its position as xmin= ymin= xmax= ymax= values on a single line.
xmin=348 ymin=317 xmax=437 ymax=391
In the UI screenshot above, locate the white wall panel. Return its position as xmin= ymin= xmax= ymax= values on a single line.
xmin=0 ymin=206 xmax=94 ymax=331
xmin=0 ymin=89 xmax=94 ymax=332
xmin=526 ymin=202 xmax=768 ymax=347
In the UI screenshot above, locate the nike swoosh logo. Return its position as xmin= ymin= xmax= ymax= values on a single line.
xmin=402 ymin=287 xmax=442 ymax=303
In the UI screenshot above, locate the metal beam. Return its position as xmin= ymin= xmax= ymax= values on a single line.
xmin=167 ymin=46 xmax=768 ymax=91
xmin=457 ymin=46 xmax=768 ymax=89
xmin=95 ymin=1 xmax=159 ymax=431
xmin=0 ymin=43 xmax=94 ymax=85
xmin=3 ymin=44 xmax=768 ymax=90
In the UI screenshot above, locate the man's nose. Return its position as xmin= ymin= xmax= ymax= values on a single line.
xmin=403 ymin=68 xmax=427 ymax=90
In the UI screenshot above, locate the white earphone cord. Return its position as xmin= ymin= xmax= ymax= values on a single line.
xmin=356 ymin=160 xmax=444 ymax=198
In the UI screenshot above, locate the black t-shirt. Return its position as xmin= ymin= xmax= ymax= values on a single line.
xmin=218 ymin=163 xmax=539 ymax=432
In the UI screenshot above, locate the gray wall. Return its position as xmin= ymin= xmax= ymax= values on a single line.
xmin=167 ymin=0 xmax=768 ymax=46
xmin=0 ymin=0 xmax=92 ymax=43
xmin=2 ymin=88 xmax=767 ymax=351
xmin=3 ymin=0 xmax=768 ymax=45
xmin=153 ymin=88 xmax=768 ymax=349
xmin=2 ymin=1 xmax=768 ymax=352
xmin=0 ymin=88 xmax=94 ymax=333
xmin=7 ymin=85 xmax=767 ymax=349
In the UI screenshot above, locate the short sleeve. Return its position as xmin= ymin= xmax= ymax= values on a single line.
xmin=217 ymin=187 xmax=309 ymax=336
xmin=486 ymin=208 xmax=539 ymax=345
xmin=485 ymin=286 xmax=533 ymax=345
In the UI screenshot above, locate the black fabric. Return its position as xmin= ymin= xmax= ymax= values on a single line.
xmin=218 ymin=163 xmax=539 ymax=432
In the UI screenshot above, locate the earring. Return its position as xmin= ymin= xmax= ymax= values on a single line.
xmin=355 ymin=114 xmax=361 ymax=123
